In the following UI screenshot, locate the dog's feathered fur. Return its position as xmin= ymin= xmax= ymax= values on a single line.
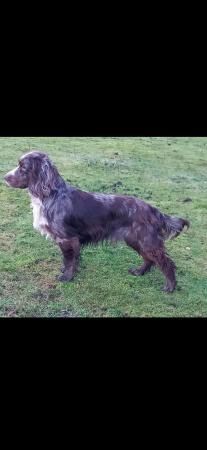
xmin=4 ymin=151 xmax=190 ymax=292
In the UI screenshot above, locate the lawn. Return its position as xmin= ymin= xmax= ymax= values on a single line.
xmin=0 ymin=137 xmax=207 ymax=317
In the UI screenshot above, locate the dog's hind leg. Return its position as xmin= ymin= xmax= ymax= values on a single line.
xmin=146 ymin=248 xmax=176 ymax=293
xmin=128 ymin=242 xmax=176 ymax=292
xmin=128 ymin=259 xmax=154 ymax=276
xmin=125 ymin=228 xmax=176 ymax=292
xmin=125 ymin=232 xmax=154 ymax=277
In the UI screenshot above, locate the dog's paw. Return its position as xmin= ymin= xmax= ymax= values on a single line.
xmin=161 ymin=285 xmax=175 ymax=293
xmin=128 ymin=267 xmax=143 ymax=276
xmin=57 ymin=272 xmax=74 ymax=282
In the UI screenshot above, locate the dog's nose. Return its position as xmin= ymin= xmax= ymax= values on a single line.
xmin=4 ymin=173 xmax=12 ymax=184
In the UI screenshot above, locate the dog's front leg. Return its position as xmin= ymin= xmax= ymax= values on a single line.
xmin=57 ymin=237 xmax=80 ymax=282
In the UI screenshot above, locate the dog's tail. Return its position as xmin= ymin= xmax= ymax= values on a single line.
xmin=162 ymin=214 xmax=190 ymax=240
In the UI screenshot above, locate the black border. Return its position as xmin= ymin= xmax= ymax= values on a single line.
xmin=0 ymin=81 xmax=207 ymax=136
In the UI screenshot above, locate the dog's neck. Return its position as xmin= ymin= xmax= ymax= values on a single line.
xmin=29 ymin=193 xmax=52 ymax=240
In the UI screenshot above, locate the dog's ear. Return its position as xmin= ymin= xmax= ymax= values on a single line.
xmin=32 ymin=158 xmax=54 ymax=197
xmin=29 ymin=155 xmax=60 ymax=198
xmin=40 ymin=159 xmax=51 ymax=196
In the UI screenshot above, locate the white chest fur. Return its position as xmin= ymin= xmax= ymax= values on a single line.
xmin=30 ymin=195 xmax=51 ymax=239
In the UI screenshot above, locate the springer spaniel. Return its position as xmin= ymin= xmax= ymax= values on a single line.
xmin=4 ymin=151 xmax=190 ymax=292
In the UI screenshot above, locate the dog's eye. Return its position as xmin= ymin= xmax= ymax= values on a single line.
xmin=19 ymin=165 xmax=27 ymax=173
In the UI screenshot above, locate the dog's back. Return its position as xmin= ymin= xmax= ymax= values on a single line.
xmin=61 ymin=186 xmax=190 ymax=246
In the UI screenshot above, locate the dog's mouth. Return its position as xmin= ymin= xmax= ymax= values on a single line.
xmin=4 ymin=178 xmax=12 ymax=186
xmin=4 ymin=175 xmax=27 ymax=189
xmin=4 ymin=169 xmax=18 ymax=187
xmin=4 ymin=175 xmax=15 ymax=187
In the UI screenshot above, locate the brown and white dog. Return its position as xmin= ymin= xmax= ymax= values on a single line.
xmin=4 ymin=151 xmax=190 ymax=292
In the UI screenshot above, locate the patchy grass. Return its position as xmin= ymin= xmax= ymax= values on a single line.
xmin=0 ymin=137 xmax=207 ymax=317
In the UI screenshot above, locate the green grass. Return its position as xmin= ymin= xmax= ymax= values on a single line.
xmin=0 ymin=137 xmax=207 ymax=317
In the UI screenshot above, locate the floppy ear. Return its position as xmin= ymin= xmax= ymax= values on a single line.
xmin=39 ymin=160 xmax=51 ymax=196
xmin=29 ymin=156 xmax=61 ymax=198
xmin=31 ymin=158 xmax=55 ymax=198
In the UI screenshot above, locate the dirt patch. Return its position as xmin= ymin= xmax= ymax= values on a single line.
xmin=0 ymin=232 xmax=15 ymax=251
xmin=31 ymin=288 xmax=60 ymax=302
xmin=3 ymin=307 xmax=18 ymax=317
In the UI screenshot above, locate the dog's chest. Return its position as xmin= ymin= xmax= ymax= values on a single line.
xmin=30 ymin=196 xmax=52 ymax=239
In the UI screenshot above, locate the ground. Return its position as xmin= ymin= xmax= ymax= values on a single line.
xmin=0 ymin=137 xmax=206 ymax=317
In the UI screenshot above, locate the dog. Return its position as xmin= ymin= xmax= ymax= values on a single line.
xmin=4 ymin=151 xmax=190 ymax=292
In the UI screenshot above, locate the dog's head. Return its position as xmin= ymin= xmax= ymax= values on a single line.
xmin=4 ymin=151 xmax=59 ymax=198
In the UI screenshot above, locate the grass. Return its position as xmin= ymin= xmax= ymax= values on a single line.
xmin=0 ymin=136 xmax=207 ymax=317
